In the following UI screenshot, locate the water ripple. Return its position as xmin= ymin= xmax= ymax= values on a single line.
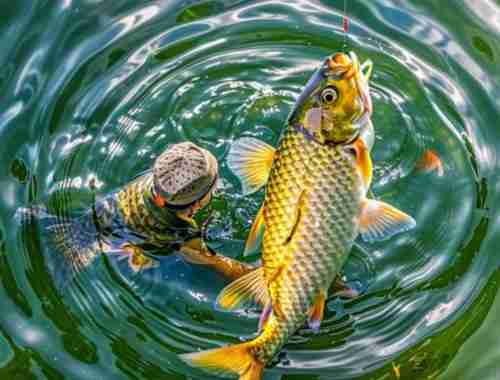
xmin=0 ymin=1 xmax=499 ymax=379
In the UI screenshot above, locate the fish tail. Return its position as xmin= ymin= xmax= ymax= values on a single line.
xmin=180 ymin=341 xmax=264 ymax=380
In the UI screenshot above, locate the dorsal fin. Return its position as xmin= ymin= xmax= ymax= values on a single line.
xmin=244 ymin=205 xmax=265 ymax=256
xmin=227 ymin=138 xmax=275 ymax=195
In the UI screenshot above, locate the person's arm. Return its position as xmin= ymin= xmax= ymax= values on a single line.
xmin=178 ymin=238 xmax=255 ymax=280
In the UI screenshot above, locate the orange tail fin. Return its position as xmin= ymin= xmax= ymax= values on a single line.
xmin=180 ymin=342 xmax=264 ymax=380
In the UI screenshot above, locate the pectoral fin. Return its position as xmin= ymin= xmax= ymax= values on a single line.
xmin=359 ymin=199 xmax=416 ymax=243
xmin=227 ymin=137 xmax=275 ymax=195
xmin=216 ymin=267 xmax=269 ymax=310
xmin=308 ymin=290 xmax=327 ymax=333
xmin=244 ymin=205 xmax=265 ymax=256
xmin=352 ymin=137 xmax=373 ymax=191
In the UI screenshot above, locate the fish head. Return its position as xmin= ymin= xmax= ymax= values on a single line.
xmin=289 ymin=51 xmax=373 ymax=144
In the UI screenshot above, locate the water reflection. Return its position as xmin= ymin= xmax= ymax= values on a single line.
xmin=0 ymin=1 xmax=499 ymax=380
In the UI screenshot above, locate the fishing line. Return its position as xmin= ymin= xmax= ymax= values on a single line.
xmin=342 ymin=0 xmax=349 ymax=52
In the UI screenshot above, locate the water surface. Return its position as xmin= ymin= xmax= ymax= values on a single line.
xmin=1 ymin=1 xmax=500 ymax=379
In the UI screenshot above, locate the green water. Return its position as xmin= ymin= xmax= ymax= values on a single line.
xmin=1 ymin=1 xmax=500 ymax=379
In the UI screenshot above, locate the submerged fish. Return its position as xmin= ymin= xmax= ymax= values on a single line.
xmin=415 ymin=149 xmax=444 ymax=177
xmin=180 ymin=52 xmax=416 ymax=380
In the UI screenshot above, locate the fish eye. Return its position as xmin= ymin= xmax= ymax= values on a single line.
xmin=321 ymin=87 xmax=338 ymax=104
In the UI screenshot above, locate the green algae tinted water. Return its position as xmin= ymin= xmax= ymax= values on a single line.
xmin=1 ymin=1 xmax=500 ymax=379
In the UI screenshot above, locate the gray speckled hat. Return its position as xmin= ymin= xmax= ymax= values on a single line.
xmin=153 ymin=142 xmax=218 ymax=207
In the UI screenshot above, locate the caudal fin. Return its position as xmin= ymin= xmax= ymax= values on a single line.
xmin=180 ymin=342 xmax=264 ymax=380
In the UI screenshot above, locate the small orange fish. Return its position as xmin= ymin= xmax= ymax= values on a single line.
xmin=416 ymin=149 xmax=444 ymax=177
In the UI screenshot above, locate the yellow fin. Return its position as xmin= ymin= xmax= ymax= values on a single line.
xmin=179 ymin=341 xmax=264 ymax=380
xmin=242 ymin=361 xmax=265 ymax=380
xmin=308 ymin=290 xmax=326 ymax=333
xmin=244 ymin=205 xmax=265 ymax=256
xmin=359 ymin=199 xmax=416 ymax=243
xmin=216 ymin=267 xmax=269 ymax=310
xmin=352 ymin=138 xmax=373 ymax=191
xmin=227 ymin=137 xmax=275 ymax=195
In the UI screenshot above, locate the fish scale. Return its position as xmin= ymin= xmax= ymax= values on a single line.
xmin=251 ymin=127 xmax=363 ymax=361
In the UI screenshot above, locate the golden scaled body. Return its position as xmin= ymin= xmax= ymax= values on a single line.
xmin=252 ymin=127 xmax=363 ymax=361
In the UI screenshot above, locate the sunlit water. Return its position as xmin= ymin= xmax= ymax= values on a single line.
xmin=1 ymin=1 xmax=500 ymax=379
